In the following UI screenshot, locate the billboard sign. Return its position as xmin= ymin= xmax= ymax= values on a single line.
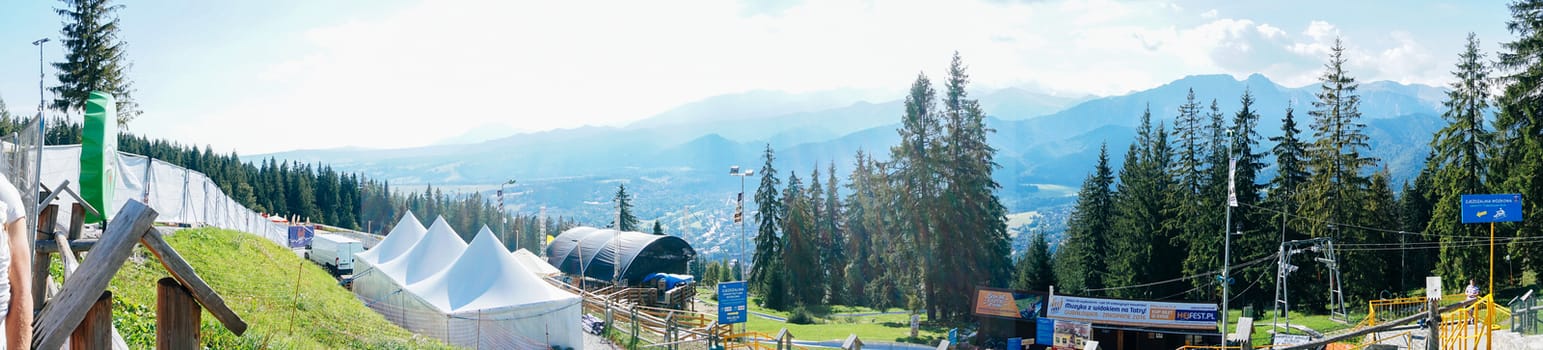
xmin=973 ymin=287 xmax=1047 ymax=320
xmin=288 ymin=226 xmax=314 ymax=248
xmin=717 ymin=281 xmax=748 ymax=324
xmin=1460 ymin=194 xmax=1523 ymax=224
xmin=1047 ymin=295 xmax=1219 ymax=330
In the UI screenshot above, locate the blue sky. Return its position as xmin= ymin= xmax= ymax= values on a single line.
xmin=0 ymin=0 xmax=1513 ymax=154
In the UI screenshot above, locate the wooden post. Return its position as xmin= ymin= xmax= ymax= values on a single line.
xmin=69 ymin=291 xmax=113 ymax=350
xmin=32 ymin=204 xmax=58 ymax=309
xmin=34 ymin=200 xmax=158 ymax=350
xmin=1427 ymin=298 xmax=1440 ymax=350
xmin=158 ymin=277 xmax=202 ymax=349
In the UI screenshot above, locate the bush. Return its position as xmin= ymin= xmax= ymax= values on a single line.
xmin=787 ymin=306 xmax=817 ymax=325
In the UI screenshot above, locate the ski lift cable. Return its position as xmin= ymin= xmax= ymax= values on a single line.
xmin=1239 ymin=201 xmax=1511 ymax=240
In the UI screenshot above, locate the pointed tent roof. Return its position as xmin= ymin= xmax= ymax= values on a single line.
xmin=376 ymin=216 xmax=468 ymax=285
xmin=355 ymin=211 xmax=427 ymax=266
xmin=512 ymin=249 xmax=561 ymax=276
xmin=409 ymin=226 xmax=578 ymax=313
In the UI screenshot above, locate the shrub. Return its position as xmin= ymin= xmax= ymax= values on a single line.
xmin=787 ymin=306 xmax=817 ymax=325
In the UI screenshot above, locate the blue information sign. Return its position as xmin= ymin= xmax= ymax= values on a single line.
xmin=717 ymin=281 xmax=748 ymax=324
xmin=1035 ymin=318 xmax=1055 ymax=345
xmin=1461 ymin=194 xmax=1523 ymax=224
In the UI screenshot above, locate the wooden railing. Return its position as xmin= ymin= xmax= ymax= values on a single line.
xmin=30 ymin=199 xmax=247 ymax=349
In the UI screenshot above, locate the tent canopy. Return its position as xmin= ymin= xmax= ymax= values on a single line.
xmin=355 ymin=211 xmax=426 ymax=266
xmin=545 ymin=227 xmax=696 ymax=284
xmin=410 ymin=227 xmax=578 ymax=313
xmin=512 ymin=248 xmax=561 ymax=276
xmin=376 ymin=216 xmax=467 ymax=285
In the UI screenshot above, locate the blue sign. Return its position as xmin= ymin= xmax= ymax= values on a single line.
xmin=1461 ymin=194 xmax=1524 ymax=224
xmin=717 ymin=281 xmax=748 ymax=324
xmin=1035 ymin=318 xmax=1055 ymax=345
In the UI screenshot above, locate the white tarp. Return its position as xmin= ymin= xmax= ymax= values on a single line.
xmin=38 ymin=145 xmax=288 ymax=244
xmin=354 ymin=215 xmax=581 ymax=349
xmin=512 ymin=248 xmax=561 ymax=276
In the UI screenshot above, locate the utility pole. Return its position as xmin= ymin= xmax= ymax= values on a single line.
xmin=1222 ymin=130 xmax=1237 ymax=344
xmin=499 ymin=179 xmax=515 ymax=248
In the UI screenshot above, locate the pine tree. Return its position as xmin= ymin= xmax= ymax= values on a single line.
xmin=750 ymin=144 xmax=789 ymax=309
xmin=1227 ymin=89 xmax=1273 ymax=309
xmin=1492 ymin=1 xmax=1543 ymax=283
xmin=822 ymin=161 xmax=848 ymax=305
xmin=1299 ymin=37 xmax=1380 ymax=305
xmin=842 ymin=151 xmax=875 ymax=307
xmin=1430 ymin=33 xmax=1496 ymax=286
xmin=1107 ymin=106 xmax=1177 ymax=299
xmin=889 ymin=72 xmax=941 ymax=317
xmin=1167 ymin=89 xmax=1219 ymax=299
xmin=613 ymin=184 xmax=639 ymax=231
xmin=52 ymin=0 xmax=140 ymax=123
xmin=653 ymin=221 xmax=664 ymax=235
xmin=1013 ymin=230 xmax=1055 ymax=291
xmin=783 ymin=170 xmax=822 ymax=306
xmin=1054 ymin=144 xmax=1114 ymax=295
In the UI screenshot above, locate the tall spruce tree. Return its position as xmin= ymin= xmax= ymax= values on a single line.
xmin=822 ymin=161 xmax=848 ymax=305
xmin=1108 ymin=106 xmax=1173 ymax=299
xmin=1228 ymin=89 xmax=1274 ymax=309
xmin=750 ymin=144 xmax=789 ymax=309
xmin=930 ymin=53 xmax=1012 ymax=321
xmin=889 ymin=72 xmax=941 ymax=317
xmin=1299 ymin=38 xmax=1380 ymax=304
xmin=52 ymin=0 xmax=140 ymax=123
xmin=1494 ymin=0 xmax=1543 ymax=282
xmin=1054 ymin=144 xmax=1114 ymax=295
xmin=782 ymin=171 xmax=822 ymax=307
xmin=1167 ymin=89 xmax=1218 ymax=299
xmin=842 ymin=151 xmax=876 ymax=307
xmin=1430 ymin=33 xmax=1496 ymax=286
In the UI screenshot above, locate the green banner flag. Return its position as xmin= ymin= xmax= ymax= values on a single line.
xmin=81 ymin=91 xmax=118 ymax=223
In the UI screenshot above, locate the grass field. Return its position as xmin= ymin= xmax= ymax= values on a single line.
xmin=102 ymin=228 xmax=453 ymax=349
xmin=697 ymin=287 xmax=948 ymax=344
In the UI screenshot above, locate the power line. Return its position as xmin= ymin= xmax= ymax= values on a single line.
xmin=1238 ymin=202 xmax=1504 ymax=240
xmin=1084 ymin=252 xmax=1279 ymax=292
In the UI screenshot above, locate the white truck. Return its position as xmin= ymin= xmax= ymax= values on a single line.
xmin=309 ymin=233 xmax=363 ymax=276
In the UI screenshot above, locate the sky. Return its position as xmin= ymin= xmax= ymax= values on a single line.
xmin=0 ymin=0 xmax=1513 ymax=154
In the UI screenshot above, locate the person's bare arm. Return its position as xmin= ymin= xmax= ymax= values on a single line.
xmin=6 ymin=217 xmax=31 ymax=349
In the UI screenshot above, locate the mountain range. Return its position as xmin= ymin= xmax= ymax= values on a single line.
xmin=258 ymin=73 xmax=1449 ymax=259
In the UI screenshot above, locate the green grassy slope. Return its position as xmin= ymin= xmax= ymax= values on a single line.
xmin=102 ymin=228 xmax=453 ymax=349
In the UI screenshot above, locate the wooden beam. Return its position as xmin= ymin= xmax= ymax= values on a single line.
xmin=157 ymin=278 xmax=201 ymax=349
xmin=33 ymin=200 xmax=157 ymax=350
xmin=36 ymin=239 xmax=97 ymax=254
xmin=54 ymin=234 xmax=78 ymax=278
xmin=68 ymin=202 xmax=85 ymax=241
xmin=69 ymin=291 xmax=113 ymax=350
xmin=141 ymin=229 xmax=248 ymax=335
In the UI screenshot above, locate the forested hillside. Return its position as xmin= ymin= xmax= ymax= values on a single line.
xmin=35 ymin=120 xmax=573 ymax=249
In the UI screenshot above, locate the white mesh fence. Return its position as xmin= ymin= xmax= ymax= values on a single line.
xmin=37 ymin=145 xmax=288 ymax=244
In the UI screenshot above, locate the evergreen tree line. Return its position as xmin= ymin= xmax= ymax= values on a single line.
xmin=35 ymin=119 xmax=574 ymax=251
xmin=746 ymin=53 xmax=1012 ymax=323
xmin=1034 ymin=12 xmax=1543 ymax=317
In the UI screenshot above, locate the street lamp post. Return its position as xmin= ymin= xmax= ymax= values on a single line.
xmin=1222 ymin=130 xmax=1237 ymax=344
xmin=498 ymin=179 xmax=515 ymax=248
xmin=31 ymin=38 xmax=50 ymax=237
xmin=729 ymin=166 xmax=754 ymax=281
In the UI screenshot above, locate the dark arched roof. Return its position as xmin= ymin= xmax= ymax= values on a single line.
xmin=545 ymin=227 xmax=696 ymax=284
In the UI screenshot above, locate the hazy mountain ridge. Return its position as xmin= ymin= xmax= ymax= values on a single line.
xmin=255 ymin=74 xmax=1448 ymax=260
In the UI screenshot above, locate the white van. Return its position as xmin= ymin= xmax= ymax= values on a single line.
xmin=310 ymin=233 xmax=363 ymax=275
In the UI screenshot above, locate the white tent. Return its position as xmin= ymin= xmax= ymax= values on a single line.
xmin=352 ymin=212 xmax=428 ymax=306
xmin=353 ymin=218 xmax=581 ymax=349
xmin=512 ymin=248 xmax=561 ymax=276
xmin=355 ymin=211 xmax=426 ymax=266
xmin=404 ymin=227 xmax=582 ymax=348
xmin=375 ymin=216 xmax=468 ymax=286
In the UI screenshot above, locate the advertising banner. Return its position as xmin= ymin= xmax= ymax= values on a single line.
xmin=288 ymin=226 xmax=314 ymax=248
xmin=80 ymin=91 xmax=119 ymax=223
xmin=1048 ymin=295 xmax=1218 ymax=330
xmin=1052 ymin=319 xmax=1091 ymax=350
xmin=973 ymin=288 xmax=1047 ymax=320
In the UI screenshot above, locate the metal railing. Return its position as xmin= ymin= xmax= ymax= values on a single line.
xmin=1511 ymin=291 xmax=1540 ymax=335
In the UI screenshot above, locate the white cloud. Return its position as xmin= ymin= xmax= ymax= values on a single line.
xmin=133 ymin=0 xmax=1472 ymax=153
